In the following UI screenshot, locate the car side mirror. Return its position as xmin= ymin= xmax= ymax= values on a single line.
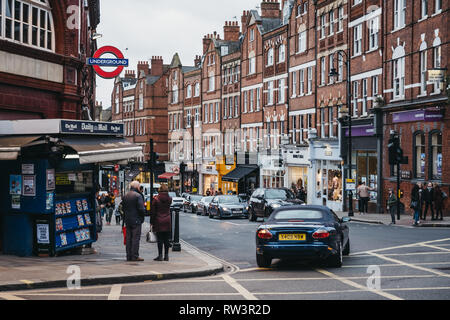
xmin=341 ymin=217 xmax=351 ymax=223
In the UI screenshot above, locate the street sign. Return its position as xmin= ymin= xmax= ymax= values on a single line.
xmin=428 ymin=69 xmax=445 ymax=82
xmin=87 ymin=46 xmax=129 ymax=79
xmin=346 ymin=179 xmax=356 ymax=191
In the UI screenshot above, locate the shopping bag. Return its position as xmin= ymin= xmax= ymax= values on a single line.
xmin=146 ymin=225 xmax=157 ymax=243
xmin=122 ymin=226 xmax=126 ymax=246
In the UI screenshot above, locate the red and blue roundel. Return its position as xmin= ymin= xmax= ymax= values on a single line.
xmin=87 ymin=46 xmax=129 ymax=79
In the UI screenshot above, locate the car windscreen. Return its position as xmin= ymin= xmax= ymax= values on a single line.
xmin=265 ymin=189 xmax=294 ymax=200
xmin=168 ymin=192 xmax=177 ymax=198
xmin=272 ymin=209 xmax=324 ymax=221
xmin=202 ymin=196 xmax=214 ymax=203
xmin=190 ymin=195 xmax=203 ymax=201
xmin=218 ymin=196 xmax=241 ymax=204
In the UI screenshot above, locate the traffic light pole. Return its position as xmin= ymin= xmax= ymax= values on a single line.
xmin=149 ymin=139 xmax=154 ymax=208
xmin=397 ymin=162 xmax=401 ymax=221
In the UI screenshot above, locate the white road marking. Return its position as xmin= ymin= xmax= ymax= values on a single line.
xmin=0 ymin=293 xmax=26 ymax=300
xmin=316 ymin=269 xmax=403 ymax=300
xmin=222 ymin=274 xmax=258 ymax=300
xmin=107 ymin=284 xmax=122 ymax=300
xmin=420 ymin=244 xmax=450 ymax=252
xmin=367 ymin=252 xmax=450 ymax=278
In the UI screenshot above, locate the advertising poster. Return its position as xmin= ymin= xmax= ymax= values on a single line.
xmin=46 ymin=192 xmax=54 ymax=211
xmin=23 ymin=175 xmax=36 ymax=196
xmin=11 ymin=195 xmax=21 ymax=209
xmin=22 ymin=164 xmax=34 ymax=175
xmin=9 ymin=175 xmax=22 ymax=195
xmin=36 ymin=224 xmax=50 ymax=244
xmin=46 ymin=169 xmax=55 ymax=190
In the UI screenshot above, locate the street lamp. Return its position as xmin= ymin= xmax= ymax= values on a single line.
xmin=329 ymin=50 xmax=354 ymax=217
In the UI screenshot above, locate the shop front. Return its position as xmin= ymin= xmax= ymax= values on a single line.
xmin=260 ymin=152 xmax=286 ymax=191
xmin=283 ymin=146 xmax=309 ymax=201
xmin=160 ymin=163 xmax=181 ymax=192
xmin=216 ymin=156 xmax=237 ymax=195
xmin=0 ymin=119 xmax=143 ymax=257
xmin=201 ymin=163 xmax=218 ymax=196
xmin=343 ymin=123 xmax=381 ymax=213
xmin=308 ymin=139 xmax=343 ymax=211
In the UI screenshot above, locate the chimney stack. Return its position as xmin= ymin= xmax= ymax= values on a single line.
xmin=194 ymin=55 xmax=202 ymax=67
xmin=150 ymin=56 xmax=163 ymax=76
xmin=224 ymin=21 xmax=240 ymax=41
xmin=241 ymin=10 xmax=249 ymax=35
xmin=203 ymin=34 xmax=213 ymax=54
xmin=124 ymin=70 xmax=136 ymax=79
xmin=137 ymin=61 xmax=150 ymax=77
xmin=260 ymin=0 xmax=281 ymax=19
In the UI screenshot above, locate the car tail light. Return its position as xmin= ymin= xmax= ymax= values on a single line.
xmin=312 ymin=229 xmax=330 ymax=239
xmin=257 ymin=229 xmax=273 ymax=240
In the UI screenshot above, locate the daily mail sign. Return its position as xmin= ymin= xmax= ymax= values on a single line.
xmin=61 ymin=120 xmax=124 ymax=135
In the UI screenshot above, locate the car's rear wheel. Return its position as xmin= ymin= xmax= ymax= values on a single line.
xmin=343 ymin=239 xmax=350 ymax=256
xmin=327 ymin=242 xmax=343 ymax=268
xmin=256 ymin=254 xmax=272 ymax=268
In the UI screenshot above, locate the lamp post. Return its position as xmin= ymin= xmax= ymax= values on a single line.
xmin=329 ymin=49 xmax=354 ymax=217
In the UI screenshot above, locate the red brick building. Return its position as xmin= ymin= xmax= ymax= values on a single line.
xmin=111 ymin=57 xmax=169 ymax=165
xmin=381 ymin=0 xmax=449 ymax=216
xmin=0 ymin=0 xmax=100 ymax=120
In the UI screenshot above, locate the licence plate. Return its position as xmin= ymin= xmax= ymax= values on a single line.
xmin=279 ymin=234 xmax=306 ymax=241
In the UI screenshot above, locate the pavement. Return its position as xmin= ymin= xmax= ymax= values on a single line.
xmin=0 ymin=220 xmax=223 ymax=292
xmin=335 ymin=211 xmax=450 ymax=227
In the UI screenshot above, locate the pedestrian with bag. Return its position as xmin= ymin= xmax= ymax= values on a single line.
xmin=150 ymin=184 xmax=172 ymax=262
xmin=410 ymin=183 xmax=421 ymax=226
xmin=422 ymin=182 xmax=435 ymax=220
xmin=357 ymin=181 xmax=373 ymax=214
xmin=122 ymin=181 xmax=146 ymax=262
xmin=387 ymin=188 xmax=397 ymax=225
xmin=434 ymin=184 xmax=444 ymax=221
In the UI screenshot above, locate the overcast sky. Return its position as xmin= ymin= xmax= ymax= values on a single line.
xmin=95 ymin=0 xmax=260 ymax=109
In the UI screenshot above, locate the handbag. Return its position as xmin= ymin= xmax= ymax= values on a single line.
xmin=410 ymin=200 xmax=418 ymax=209
xmin=122 ymin=226 xmax=126 ymax=246
xmin=146 ymin=225 xmax=157 ymax=243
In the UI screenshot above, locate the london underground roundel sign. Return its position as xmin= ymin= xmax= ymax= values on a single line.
xmin=87 ymin=46 xmax=129 ymax=79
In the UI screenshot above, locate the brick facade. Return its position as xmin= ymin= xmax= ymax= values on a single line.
xmin=0 ymin=0 xmax=100 ymax=121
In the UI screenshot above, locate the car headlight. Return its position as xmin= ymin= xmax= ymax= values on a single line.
xmin=271 ymin=203 xmax=281 ymax=209
xmin=222 ymin=207 xmax=230 ymax=212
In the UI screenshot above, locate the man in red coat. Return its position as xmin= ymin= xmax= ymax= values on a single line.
xmin=151 ymin=184 xmax=172 ymax=261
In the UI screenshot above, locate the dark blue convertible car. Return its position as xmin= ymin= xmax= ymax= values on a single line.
xmin=255 ymin=205 xmax=350 ymax=268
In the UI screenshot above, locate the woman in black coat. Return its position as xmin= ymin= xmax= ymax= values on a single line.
xmin=411 ymin=183 xmax=421 ymax=226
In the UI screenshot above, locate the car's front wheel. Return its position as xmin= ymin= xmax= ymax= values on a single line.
xmin=343 ymin=239 xmax=350 ymax=256
xmin=256 ymin=253 xmax=272 ymax=268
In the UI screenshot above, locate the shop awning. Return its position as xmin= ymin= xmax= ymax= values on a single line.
xmin=0 ymin=135 xmax=44 ymax=160
xmin=222 ymin=165 xmax=259 ymax=183
xmin=158 ymin=172 xmax=178 ymax=180
xmin=61 ymin=137 xmax=143 ymax=165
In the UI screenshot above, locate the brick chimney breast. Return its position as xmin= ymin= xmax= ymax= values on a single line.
xmin=151 ymin=56 xmax=163 ymax=76
xmin=260 ymin=0 xmax=281 ymax=19
xmin=224 ymin=20 xmax=240 ymax=41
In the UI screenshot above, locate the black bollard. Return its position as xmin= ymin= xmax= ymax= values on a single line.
xmin=172 ymin=209 xmax=181 ymax=251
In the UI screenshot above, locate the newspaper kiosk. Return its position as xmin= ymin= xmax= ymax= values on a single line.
xmin=0 ymin=120 xmax=143 ymax=256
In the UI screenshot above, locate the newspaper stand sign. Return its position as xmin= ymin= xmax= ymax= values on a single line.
xmin=87 ymin=46 xmax=129 ymax=79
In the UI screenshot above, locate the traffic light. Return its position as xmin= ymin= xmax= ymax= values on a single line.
xmin=150 ymin=152 xmax=159 ymax=167
xmin=180 ymin=162 xmax=187 ymax=174
xmin=388 ymin=132 xmax=404 ymax=165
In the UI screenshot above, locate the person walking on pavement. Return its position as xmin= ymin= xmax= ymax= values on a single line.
xmin=410 ymin=183 xmax=421 ymax=226
xmin=151 ymin=184 xmax=173 ymax=262
xmin=422 ymin=182 xmax=435 ymax=220
xmin=433 ymin=184 xmax=444 ymax=221
xmin=387 ymin=188 xmax=397 ymax=225
xmin=122 ymin=181 xmax=146 ymax=262
xmin=357 ymin=181 xmax=373 ymax=214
